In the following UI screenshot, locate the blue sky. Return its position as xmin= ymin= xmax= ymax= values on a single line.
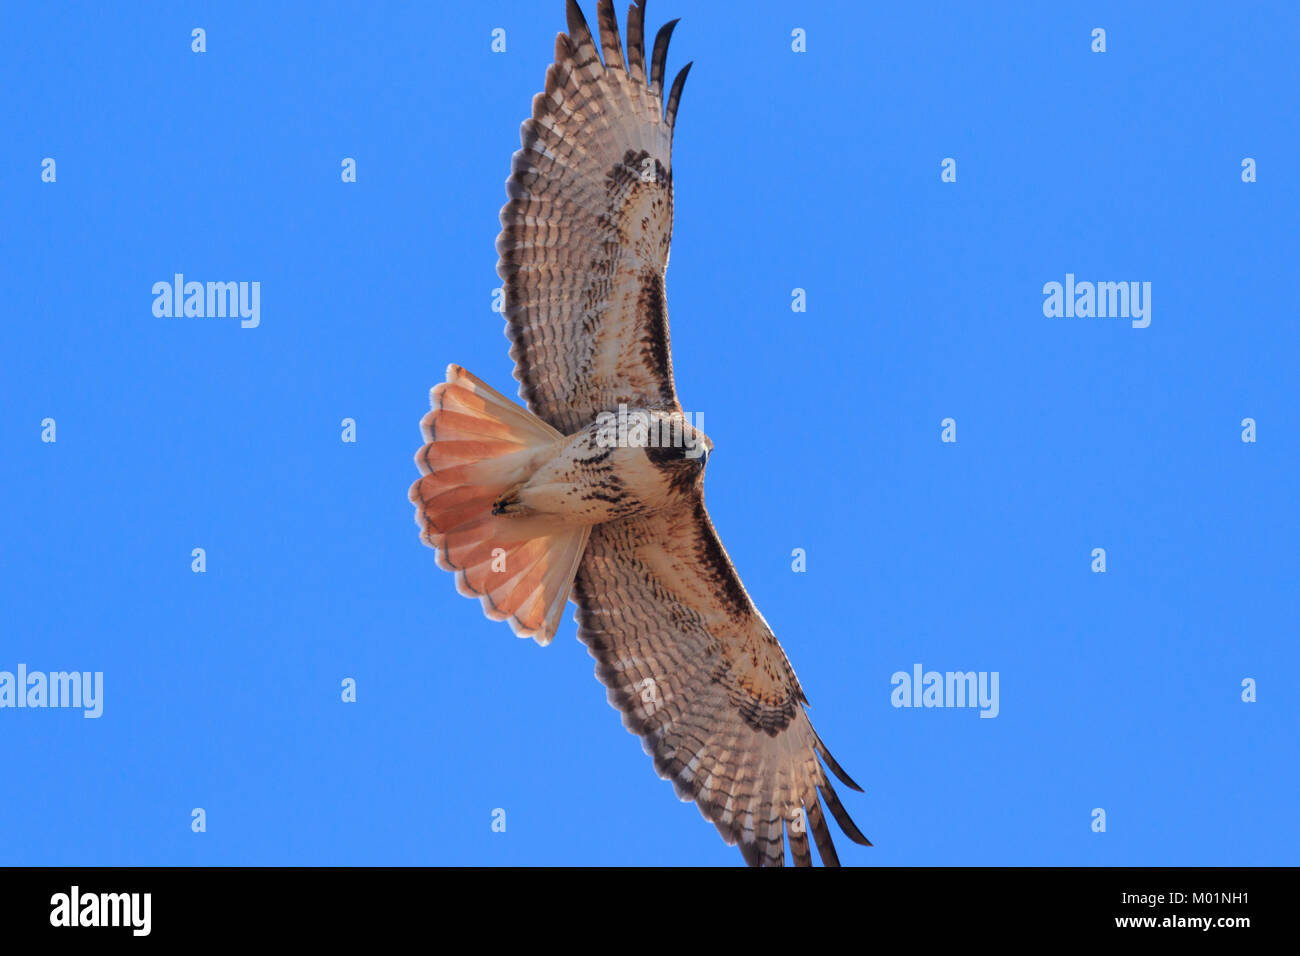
xmin=1 ymin=1 xmax=1296 ymax=866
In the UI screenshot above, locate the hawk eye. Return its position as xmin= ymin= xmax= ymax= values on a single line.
xmin=645 ymin=442 xmax=701 ymax=467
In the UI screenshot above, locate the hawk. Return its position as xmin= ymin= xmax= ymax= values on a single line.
xmin=409 ymin=0 xmax=870 ymax=866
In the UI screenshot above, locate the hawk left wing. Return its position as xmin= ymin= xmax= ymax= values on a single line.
xmin=496 ymin=0 xmax=691 ymax=434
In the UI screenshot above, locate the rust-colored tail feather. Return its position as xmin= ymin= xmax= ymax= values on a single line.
xmin=409 ymin=365 xmax=591 ymax=644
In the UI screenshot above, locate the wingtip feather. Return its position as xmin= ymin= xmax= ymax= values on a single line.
xmin=665 ymin=60 xmax=692 ymax=127
xmin=649 ymin=17 xmax=680 ymax=96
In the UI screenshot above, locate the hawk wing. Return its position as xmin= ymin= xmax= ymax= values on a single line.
xmin=499 ymin=1 xmax=869 ymax=866
xmin=496 ymin=0 xmax=691 ymax=435
xmin=574 ymin=497 xmax=872 ymax=866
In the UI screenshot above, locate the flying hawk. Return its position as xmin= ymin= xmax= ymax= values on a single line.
xmin=409 ymin=0 xmax=869 ymax=866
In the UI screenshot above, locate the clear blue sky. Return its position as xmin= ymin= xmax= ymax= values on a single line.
xmin=1 ymin=1 xmax=1296 ymax=866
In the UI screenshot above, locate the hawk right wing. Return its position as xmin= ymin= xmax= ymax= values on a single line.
xmin=573 ymin=497 xmax=872 ymax=866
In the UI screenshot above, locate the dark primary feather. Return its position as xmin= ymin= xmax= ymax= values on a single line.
xmin=596 ymin=0 xmax=624 ymax=70
xmin=665 ymin=60 xmax=692 ymax=128
xmin=565 ymin=0 xmax=597 ymax=67
xmin=649 ymin=17 xmax=679 ymax=96
xmin=626 ymin=2 xmax=646 ymax=82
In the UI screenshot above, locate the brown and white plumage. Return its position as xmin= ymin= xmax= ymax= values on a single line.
xmin=574 ymin=507 xmax=871 ymax=866
xmin=498 ymin=0 xmax=688 ymax=435
xmin=410 ymin=0 xmax=870 ymax=866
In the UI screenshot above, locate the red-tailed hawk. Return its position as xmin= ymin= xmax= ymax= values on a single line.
xmin=409 ymin=0 xmax=869 ymax=866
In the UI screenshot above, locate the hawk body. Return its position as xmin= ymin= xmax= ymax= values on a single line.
xmin=494 ymin=403 xmax=708 ymax=526
xmin=410 ymin=0 xmax=869 ymax=866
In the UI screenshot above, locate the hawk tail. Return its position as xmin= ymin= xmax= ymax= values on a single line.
xmin=409 ymin=364 xmax=591 ymax=645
